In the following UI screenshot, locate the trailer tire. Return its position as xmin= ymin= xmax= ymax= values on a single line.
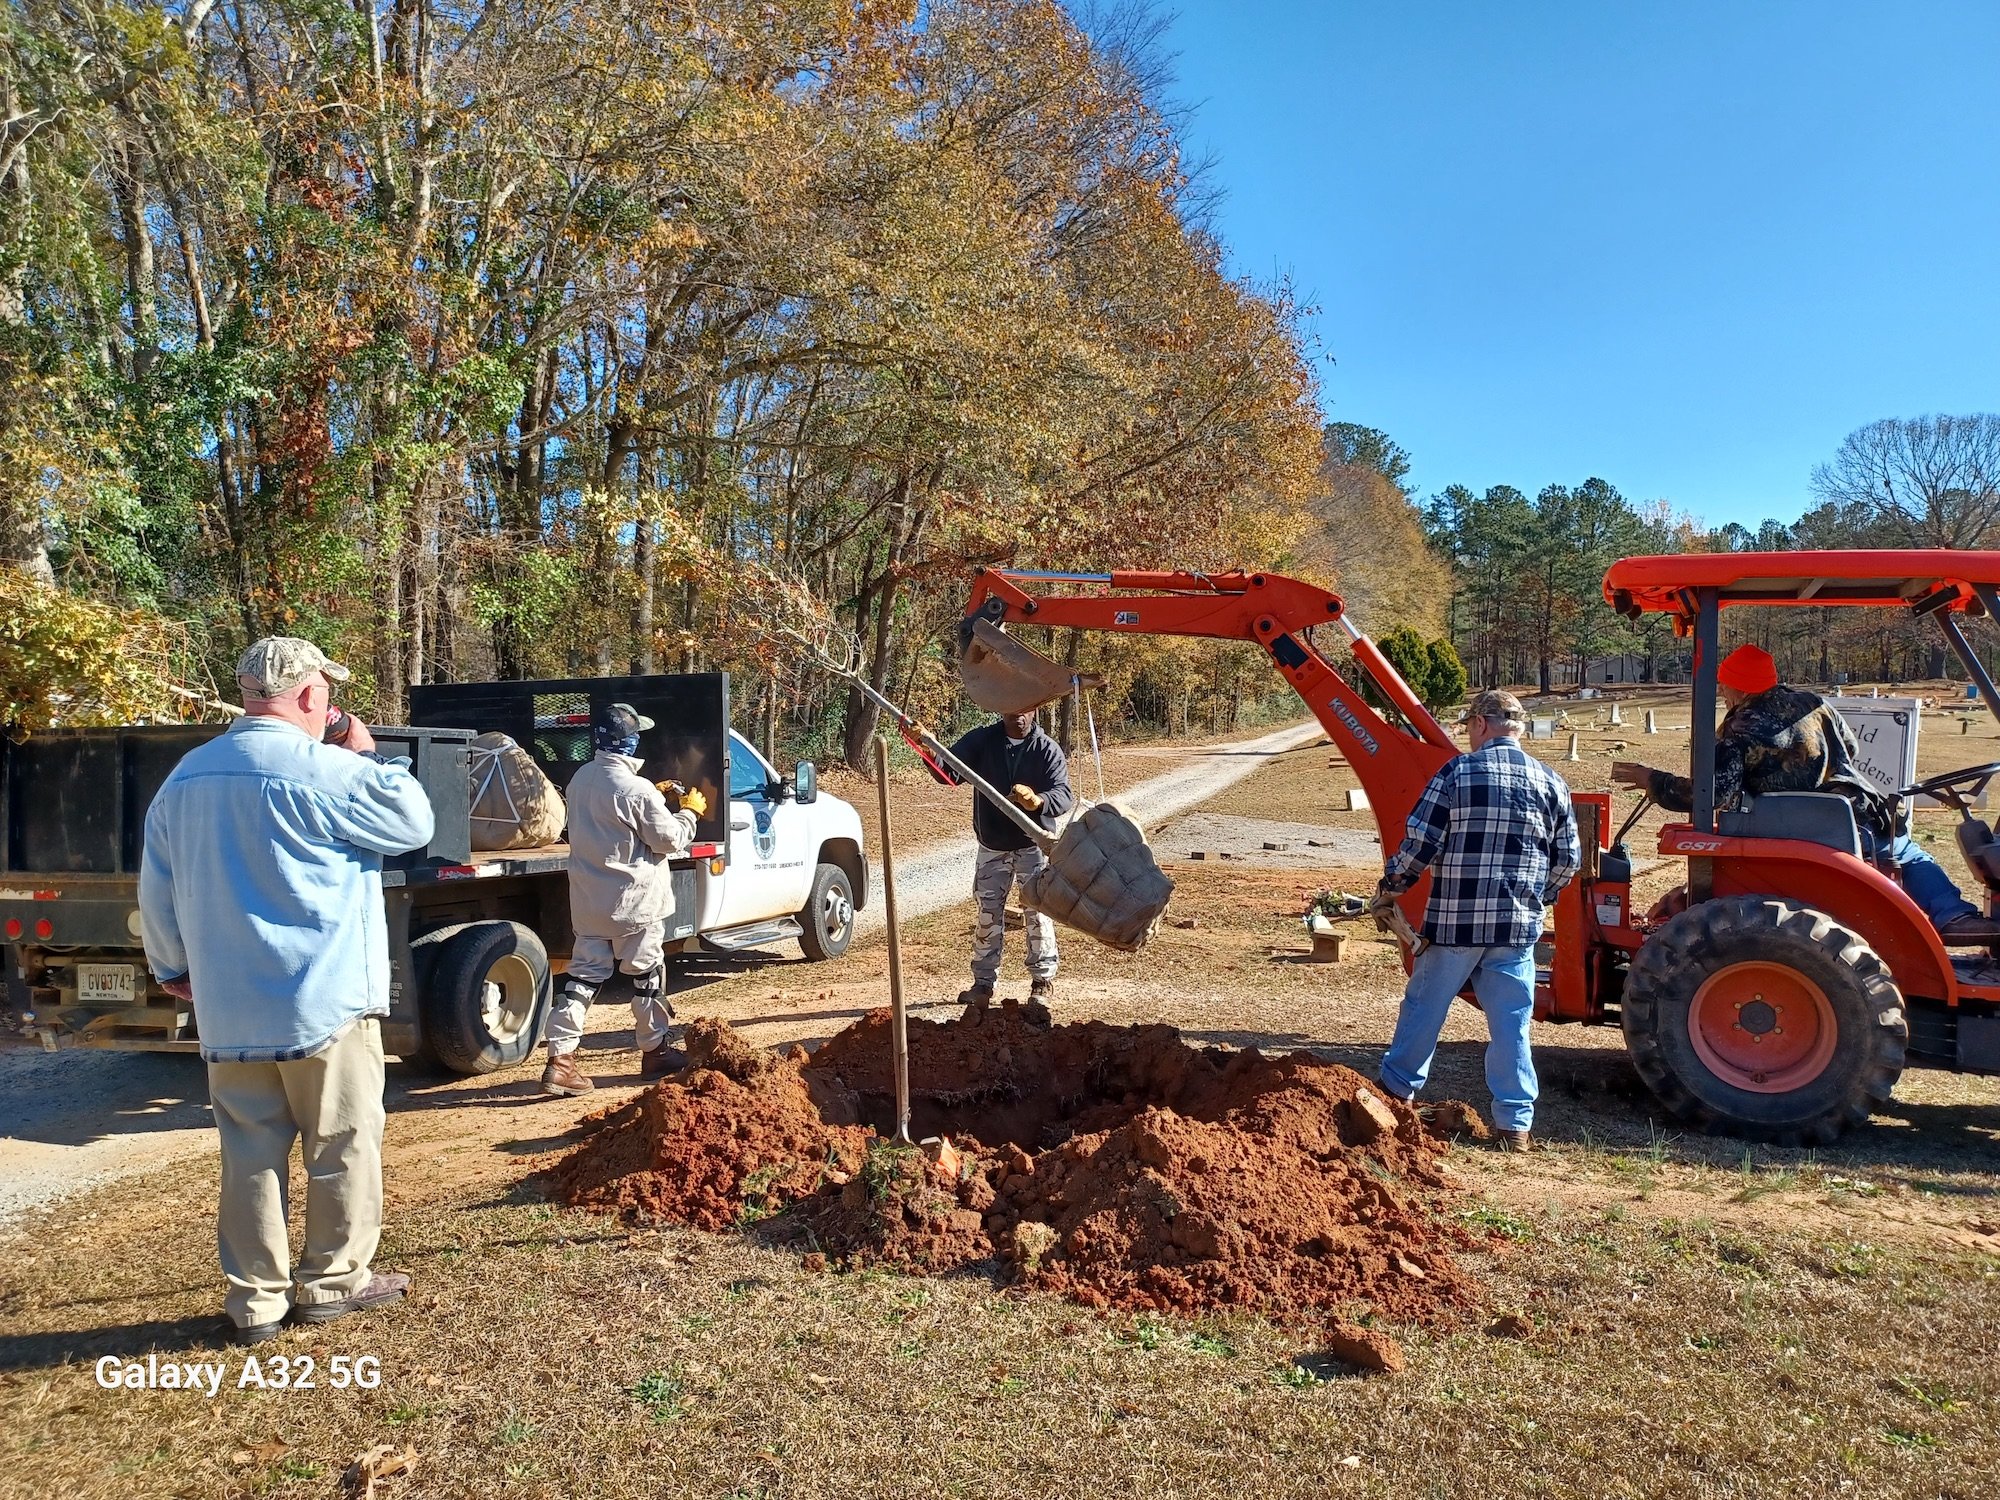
xmin=420 ymin=920 xmax=552 ymax=1076
xmin=1622 ymin=896 xmax=1905 ymax=1146
xmin=798 ymin=863 xmax=856 ymax=961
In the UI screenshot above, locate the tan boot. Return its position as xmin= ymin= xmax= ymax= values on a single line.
xmin=1496 ymin=1129 xmax=1533 ymax=1154
xmin=541 ymin=1051 xmax=595 ymax=1097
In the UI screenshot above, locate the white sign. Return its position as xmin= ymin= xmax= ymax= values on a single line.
xmin=1829 ymin=696 xmax=1922 ymax=812
xmin=76 ymin=963 xmax=137 ymax=1005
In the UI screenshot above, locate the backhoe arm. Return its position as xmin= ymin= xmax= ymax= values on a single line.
xmin=961 ymin=569 xmax=1461 ymax=907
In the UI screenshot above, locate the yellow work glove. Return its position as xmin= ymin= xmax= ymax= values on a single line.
xmin=1009 ymin=783 xmax=1044 ymax=812
xmin=678 ymin=786 xmax=709 ymax=818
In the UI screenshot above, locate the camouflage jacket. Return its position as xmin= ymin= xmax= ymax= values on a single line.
xmin=1647 ymin=685 xmax=1893 ymax=832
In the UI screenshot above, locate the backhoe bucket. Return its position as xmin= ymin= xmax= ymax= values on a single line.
xmin=958 ymin=619 xmax=1105 ymax=715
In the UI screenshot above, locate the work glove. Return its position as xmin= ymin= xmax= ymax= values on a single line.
xmin=1367 ymin=881 xmax=1399 ymax=915
xmin=1009 ymin=783 xmax=1045 ymax=812
xmin=655 ymin=780 xmax=708 ymax=818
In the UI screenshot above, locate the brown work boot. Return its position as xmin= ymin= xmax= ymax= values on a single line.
xmin=1495 ymin=1129 xmax=1533 ymax=1154
xmin=640 ymin=1042 xmax=686 ymax=1079
xmin=957 ymin=982 xmax=995 ymax=1009
xmin=292 ymin=1271 xmax=410 ymax=1326
xmin=1028 ymin=977 xmax=1055 ymax=1004
xmin=1938 ymin=914 xmax=2000 ymax=945
xmin=541 ymin=1051 xmax=595 ymax=1096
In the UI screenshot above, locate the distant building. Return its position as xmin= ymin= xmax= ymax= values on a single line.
xmin=1580 ymin=652 xmax=1690 ymax=686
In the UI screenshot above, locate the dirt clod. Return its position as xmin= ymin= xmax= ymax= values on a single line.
xmin=549 ymin=1008 xmax=1481 ymax=1326
xmin=1323 ymin=1321 xmax=1406 ymax=1374
xmin=1425 ymin=1099 xmax=1493 ymax=1142
xmin=1345 ymin=1088 xmax=1400 ymax=1144
xmin=1486 ymin=1312 xmax=1534 ymax=1340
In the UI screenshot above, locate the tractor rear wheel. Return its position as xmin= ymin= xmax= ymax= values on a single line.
xmin=1621 ymin=895 xmax=1906 ymax=1145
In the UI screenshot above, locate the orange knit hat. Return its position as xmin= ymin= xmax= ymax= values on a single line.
xmin=1716 ymin=643 xmax=1778 ymax=695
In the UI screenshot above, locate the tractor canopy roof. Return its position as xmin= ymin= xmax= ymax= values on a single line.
xmin=1604 ymin=550 xmax=2000 ymax=624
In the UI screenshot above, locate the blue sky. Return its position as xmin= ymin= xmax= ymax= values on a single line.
xmin=1161 ymin=1 xmax=2000 ymax=530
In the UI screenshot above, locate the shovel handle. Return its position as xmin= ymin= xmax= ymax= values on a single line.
xmin=844 ymin=674 xmax=1054 ymax=851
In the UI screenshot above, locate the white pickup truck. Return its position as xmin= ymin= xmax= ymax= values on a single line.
xmin=2 ymin=672 xmax=867 ymax=1075
xmin=690 ymin=727 xmax=868 ymax=962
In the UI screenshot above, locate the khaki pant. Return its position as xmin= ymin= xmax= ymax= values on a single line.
xmin=971 ymin=845 xmax=1059 ymax=985
xmin=550 ymin=924 xmax=672 ymax=1055
xmin=206 ymin=1017 xmax=385 ymax=1329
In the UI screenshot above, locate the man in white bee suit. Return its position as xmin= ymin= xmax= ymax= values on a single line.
xmin=541 ymin=702 xmax=707 ymax=1096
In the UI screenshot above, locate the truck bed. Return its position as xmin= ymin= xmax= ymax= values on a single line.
xmin=383 ymin=843 xmax=572 ymax=887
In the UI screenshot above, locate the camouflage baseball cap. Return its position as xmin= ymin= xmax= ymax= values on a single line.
xmin=236 ymin=637 xmax=351 ymax=698
xmin=595 ymin=701 xmax=656 ymax=736
xmin=1468 ymin=689 xmax=1526 ymax=723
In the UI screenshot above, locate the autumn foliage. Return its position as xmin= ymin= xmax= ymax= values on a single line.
xmin=0 ymin=0 xmax=1349 ymax=757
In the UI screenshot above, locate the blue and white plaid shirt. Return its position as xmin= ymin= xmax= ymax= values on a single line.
xmin=1382 ymin=738 xmax=1581 ymax=948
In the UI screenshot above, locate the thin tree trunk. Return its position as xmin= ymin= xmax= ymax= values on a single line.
xmin=111 ymin=139 xmax=158 ymax=379
xmin=0 ymin=64 xmax=50 ymax=581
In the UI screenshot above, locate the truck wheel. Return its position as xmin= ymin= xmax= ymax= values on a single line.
xmin=1622 ymin=896 xmax=1905 ymax=1145
xmin=798 ymin=863 xmax=856 ymax=961
xmin=420 ymin=920 xmax=552 ymax=1075
xmin=402 ymin=923 xmax=472 ymax=1070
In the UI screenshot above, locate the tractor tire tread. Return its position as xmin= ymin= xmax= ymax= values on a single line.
xmin=1622 ymin=895 xmax=1905 ymax=1144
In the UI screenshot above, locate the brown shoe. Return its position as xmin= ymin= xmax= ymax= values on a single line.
xmin=542 ymin=1051 xmax=595 ymax=1096
xmin=292 ymin=1271 xmax=409 ymax=1326
xmin=1496 ymin=1129 xmax=1533 ymax=1154
xmin=640 ymin=1043 xmax=686 ymax=1079
xmin=1028 ymin=977 xmax=1055 ymax=1004
xmin=1938 ymin=914 xmax=2000 ymax=945
xmin=957 ymin=982 xmax=995 ymax=1008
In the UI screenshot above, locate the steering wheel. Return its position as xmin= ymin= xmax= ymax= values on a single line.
xmin=1901 ymin=762 xmax=2000 ymax=811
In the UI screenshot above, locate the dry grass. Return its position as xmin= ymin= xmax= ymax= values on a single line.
xmin=5 ymin=701 xmax=2000 ymax=1498
xmin=4 ymin=1155 xmax=1998 ymax=1499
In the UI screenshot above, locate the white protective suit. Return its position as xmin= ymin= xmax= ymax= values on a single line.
xmin=548 ymin=751 xmax=698 ymax=1056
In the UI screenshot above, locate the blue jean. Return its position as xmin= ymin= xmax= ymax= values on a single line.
xmin=1861 ymin=829 xmax=1980 ymax=928
xmin=1379 ymin=942 xmax=1538 ymax=1133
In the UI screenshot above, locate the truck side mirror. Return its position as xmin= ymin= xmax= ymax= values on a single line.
xmin=793 ymin=761 xmax=818 ymax=804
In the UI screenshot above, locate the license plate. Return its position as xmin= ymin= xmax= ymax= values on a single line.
xmin=77 ymin=964 xmax=136 ymax=1005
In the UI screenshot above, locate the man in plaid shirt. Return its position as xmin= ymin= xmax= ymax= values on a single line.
xmin=1374 ymin=690 xmax=1580 ymax=1151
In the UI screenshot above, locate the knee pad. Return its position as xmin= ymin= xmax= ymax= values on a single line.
xmin=561 ymin=978 xmax=598 ymax=1007
xmin=629 ymin=964 xmax=665 ymax=999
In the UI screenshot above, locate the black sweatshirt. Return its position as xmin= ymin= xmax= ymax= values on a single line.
xmin=933 ymin=722 xmax=1075 ymax=852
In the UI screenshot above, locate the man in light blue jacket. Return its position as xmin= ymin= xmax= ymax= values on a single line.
xmin=140 ymin=637 xmax=435 ymax=1345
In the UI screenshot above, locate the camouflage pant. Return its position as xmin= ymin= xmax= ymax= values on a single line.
xmin=548 ymin=924 xmax=673 ymax=1056
xmin=971 ymin=845 xmax=1059 ymax=985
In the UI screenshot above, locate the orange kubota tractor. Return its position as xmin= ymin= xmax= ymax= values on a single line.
xmin=961 ymin=552 xmax=2000 ymax=1146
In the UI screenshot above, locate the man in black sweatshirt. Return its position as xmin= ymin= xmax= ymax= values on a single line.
xmin=926 ymin=709 xmax=1075 ymax=1005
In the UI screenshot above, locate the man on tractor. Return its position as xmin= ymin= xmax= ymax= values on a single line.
xmin=1611 ymin=643 xmax=1997 ymax=942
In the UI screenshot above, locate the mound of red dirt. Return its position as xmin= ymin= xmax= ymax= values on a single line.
xmin=549 ymin=1018 xmax=873 ymax=1230
xmin=548 ymin=1002 xmax=1480 ymax=1333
